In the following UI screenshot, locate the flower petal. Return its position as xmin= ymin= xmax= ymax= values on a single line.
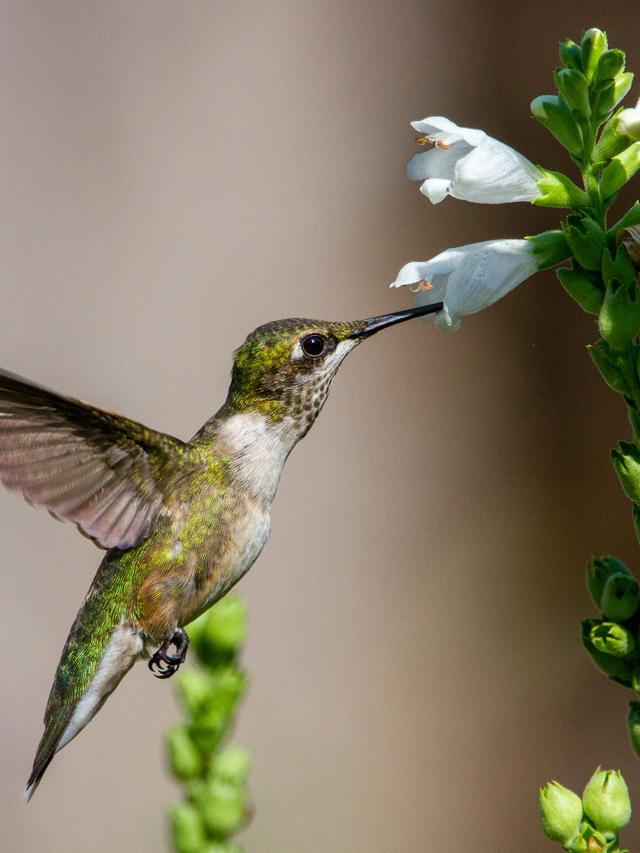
xmin=451 ymin=139 xmax=541 ymax=203
xmin=419 ymin=178 xmax=452 ymax=203
xmin=443 ymin=239 xmax=537 ymax=317
xmin=411 ymin=116 xmax=487 ymax=147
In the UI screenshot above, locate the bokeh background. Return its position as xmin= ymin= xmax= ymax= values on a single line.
xmin=1 ymin=2 xmax=640 ymax=851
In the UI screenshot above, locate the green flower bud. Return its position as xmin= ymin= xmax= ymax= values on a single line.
xmin=562 ymin=217 xmax=606 ymax=270
xmin=534 ymin=168 xmax=590 ymax=209
xmin=601 ymin=142 xmax=640 ymax=199
xmin=167 ymin=724 xmax=203 ymax=781
xmin=592 ymin=79 xmax=618 ymax=122
xmin=559 ymin=39 xmax=583 ymax=71
xmin=582 ymin=768 xmax=631 ymax=834
xmin=628 ymin=701 xmax=640 ymax=757
xmin=555 ymin=68 xmax=590 ymax=117
xmin=171 ymin=802 xmax=208 ymax=853
xmin=590 ymin=621 xmax=635 ymax=657
xmin=613 ymin=72 xmax=634 ymax=107
xmin=531 ymin=95 xmax=583 ymax=156
xmin=617 ymin=108 xmax=640 ymax=141
xmin=586 ymin=556 xmax=631 ymax=608
xmin=539 ymin=781 xmax=583 ymax=844
xmin=196 ymin=596 xmax=248 ymax=664
xmin=194 ymin=778 xmax=247 ymax=837
xmin=593 ymin=109 xmax=632 ymax=166
xmin=612 ymin=441 xmax=640 ymax=502
xmin=587 ymin=341 xmax=629 ymax=394
xmin=582 ymin=619 xmax=635 ymax=685
xmin=595 ymin=49 xmax=626 ymax=83
xmin=211 ymin=747 xmax=252 ymax=785
xmin=581 ymin=29 xmax=608 ymax=82
xmin=189 ymin=668 xmax=247 ymax=752
xmin=600 ymin=573 xmax=640 ymax=621
xmin=176 ymin=668 xmax=214 ymax=717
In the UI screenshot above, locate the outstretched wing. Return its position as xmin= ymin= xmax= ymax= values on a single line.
xmin=0 ymin=368 xmax=186 ymax=549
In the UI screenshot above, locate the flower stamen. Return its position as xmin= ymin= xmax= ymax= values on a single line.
xmin=408 ymin=280 xmax=433 ymax=293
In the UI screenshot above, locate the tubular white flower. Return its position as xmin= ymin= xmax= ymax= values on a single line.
xmin=408 ymin=117 xmax=542 ymax=204
xmin=391 ymin=239 xmax=538 ymax=330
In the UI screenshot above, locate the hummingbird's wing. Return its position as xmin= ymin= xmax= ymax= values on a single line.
xmin=0 ymin=368 xmax=187 ymax=549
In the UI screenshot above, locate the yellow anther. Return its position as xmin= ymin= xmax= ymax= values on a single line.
xmin=408 ymin=280 xmax=433 ymax=293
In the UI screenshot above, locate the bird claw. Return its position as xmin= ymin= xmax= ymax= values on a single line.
xmin=148 ymin=627 xmax=189 ymax=680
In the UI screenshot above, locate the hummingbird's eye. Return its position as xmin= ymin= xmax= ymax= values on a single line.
xmin=301 ymin=334 xmax=327 ymax=358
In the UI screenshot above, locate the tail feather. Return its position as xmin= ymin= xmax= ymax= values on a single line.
xmin=24 ymin=707 xmax=75 ymax=800
xmin=24 ymin=622 xmax=143 ymax=800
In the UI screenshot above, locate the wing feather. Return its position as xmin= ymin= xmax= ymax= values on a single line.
xmin=0 ymin=368 xmax=186 ymax=548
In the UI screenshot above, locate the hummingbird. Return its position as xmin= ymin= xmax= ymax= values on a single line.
xmin=0 ymin=302 xmax=441 ymax=799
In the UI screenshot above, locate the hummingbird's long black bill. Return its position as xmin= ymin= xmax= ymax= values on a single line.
xmin=350 ymin=301 xmax=444 ymax=339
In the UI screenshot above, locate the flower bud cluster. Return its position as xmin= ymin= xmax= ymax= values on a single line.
xmin=539 ymin=769 xmax=631 ymax=852
xmin=533 ymin=30 xmax=634 ymax=172
xmin=168 ymin=596 xmax=250 ymax=853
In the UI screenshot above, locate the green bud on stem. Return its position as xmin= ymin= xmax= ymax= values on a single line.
xmin=582 ymin=768 xmax=631 ymax=834
xmin=211 ymin=747 xmax=252 ymax=785
xmin=628 ymin=701 xmax=640 ymax=757
xmin=194 ymin=778 xmax=247 ymax=837
xmin=531 ymin=95 xmax=583 ymax=156
xmin=595 ymin=49 xmax=626 ymax=83
xmin=601 ymin=142 xmax=640 ymax=199
xmin=600 ymin=573 xmax=640 ymax=621
xmin=559 ymin=39 xmax=583 ymax=71
xmin=581 ymin=29 xmax=608 ymax=82
xmin=612 ymin=441 xmax=640 ymax=501
xmin=539 ymin=781 xmax=584 ymax=844
xmin=196 ymin=596 xmax=248 ymax=665
xmin=582 ymin=619 xmax=636 ymax=684
xmin=167 ymin=724 xmax=203 ymax=780
xmin=555 ymin=68 xmax=591 ymax=117
xmin=590 ymin=621 xmax=635 ymax=657
xmin=171 ymin=802 xmax=208 ymax=853
xmin=586 ymin=556 xmax=631 ymax=608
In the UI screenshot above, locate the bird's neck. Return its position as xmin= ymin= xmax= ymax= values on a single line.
xmin=197 ymin=407 xmax=300 ymax=505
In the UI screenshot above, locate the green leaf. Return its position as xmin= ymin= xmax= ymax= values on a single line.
xmin=601 ymin=142 xmax=640 ymax=199
xmin=526 ymin=229 xmax=572 ymax=268
xmin=587 ymin=341 xmax=629 ymax=392
xmin=562 ymin=216 xmax=606 ymax=270
xmin=559 ymin=268 xmax=603 ymax=314
xmin=534 ymin=168 xmax=590 ymax=208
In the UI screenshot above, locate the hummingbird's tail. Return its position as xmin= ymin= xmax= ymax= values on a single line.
xmin=25 ymin=558 xmax=144 ymax=800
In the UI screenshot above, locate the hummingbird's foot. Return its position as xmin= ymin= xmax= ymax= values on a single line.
xmin=148 ymin=628 xmax=189 ymax=679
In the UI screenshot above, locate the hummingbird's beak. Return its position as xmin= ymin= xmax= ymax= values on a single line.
xmin=349 ymin=301 xmax=444 ymax=339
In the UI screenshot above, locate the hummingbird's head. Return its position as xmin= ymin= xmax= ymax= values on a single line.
xmin=224 ymin=303 xmax=442 ymax=439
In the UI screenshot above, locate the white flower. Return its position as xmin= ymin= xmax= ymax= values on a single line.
xmin=391 ymin=239 xmax=538 ymax=330
xmin=408 ymin=116 xmax=542 ymax=204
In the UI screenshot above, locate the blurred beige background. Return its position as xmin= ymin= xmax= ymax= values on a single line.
xmin=2 ymin=2 xmax=640 ymax=851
